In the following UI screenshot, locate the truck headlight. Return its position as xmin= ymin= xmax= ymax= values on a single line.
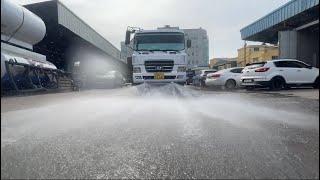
xmin=177 ymin=66 xmax=186 ymax=72
xmin=133 ymin=67 xmax=141 ymax=73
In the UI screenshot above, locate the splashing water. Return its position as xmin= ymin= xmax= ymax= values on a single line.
xmin=1 ymin=83 xmax=318 ymax=145
xmin=1 ymin=83 xmax=319 ymax=179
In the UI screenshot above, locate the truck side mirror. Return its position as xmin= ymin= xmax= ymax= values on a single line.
xmin=187 ymin=40 xmax=191 ymax=48
xmin=125 ymin=30 xmax=131 ymax=45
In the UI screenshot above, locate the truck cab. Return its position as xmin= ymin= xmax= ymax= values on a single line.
xmin=125 ymin=27 xmax=190 ymax=84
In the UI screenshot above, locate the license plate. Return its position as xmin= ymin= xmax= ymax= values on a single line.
xmin=154 ymin=72 xmax=165 ymax=80
xmin=243 ymin=79 xmax=253 ymax=83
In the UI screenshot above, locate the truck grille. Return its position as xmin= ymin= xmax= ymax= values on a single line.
xmin=145 ymin=60 xmax=174 ymax=72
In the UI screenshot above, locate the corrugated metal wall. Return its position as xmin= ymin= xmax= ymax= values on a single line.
xmin=241 ymin=0 xmax=319 ymax=39
xmin=57 ymin=2 xmax=121 ymax=60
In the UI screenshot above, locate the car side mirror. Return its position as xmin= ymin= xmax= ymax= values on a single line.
xmin=307 ymin=65 xmax=313 ymax=69
xmin=187 ymin=40 xmax=191 ymax=48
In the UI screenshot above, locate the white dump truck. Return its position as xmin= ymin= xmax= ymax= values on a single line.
xmin=125 ymin=26 xmax=191 ymax=84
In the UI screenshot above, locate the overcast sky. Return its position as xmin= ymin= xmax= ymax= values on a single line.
xmin=15 ymin=0 xmax=289 ymax=59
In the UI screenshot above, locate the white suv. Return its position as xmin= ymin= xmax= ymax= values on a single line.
xmin=241 ymin=59 xmax=319 ymax=90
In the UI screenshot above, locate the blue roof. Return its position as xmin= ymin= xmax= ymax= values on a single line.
xmin=241 ymin=0 xmax=319 ymax=40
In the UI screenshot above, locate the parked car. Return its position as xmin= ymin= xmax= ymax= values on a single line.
xmin=192 ymin=69 xmax=217 ymax=87
xmin=205 ymin=67 xmax=244 ymax=90
xmin=87 ymin=70 xmax=126 ymax=89
xmin=241 ymin=59 xmax=319 ymax=90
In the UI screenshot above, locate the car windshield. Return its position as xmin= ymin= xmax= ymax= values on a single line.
xmin=135 ymin=33 xmax=185 ymax=51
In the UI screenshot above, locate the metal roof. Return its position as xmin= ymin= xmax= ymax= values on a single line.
xmin=56 ymin=1 xmax=120 ymax=60
xmin=24 ymin=0 xmax=126 ymax=70
xmin=241 ymin=0 xmax=319 ymax=42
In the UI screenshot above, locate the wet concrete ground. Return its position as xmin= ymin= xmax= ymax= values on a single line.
xmin=1 ymin=84 xmax=319 ymax=179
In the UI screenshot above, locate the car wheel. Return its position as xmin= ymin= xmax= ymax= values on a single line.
xmin=269 ymin=77 xmax=285 ymax=91
xmin=313 ymin=77 xmax=319 ymax=89
xmin=225 ymin=79 xmax=236 ymax=90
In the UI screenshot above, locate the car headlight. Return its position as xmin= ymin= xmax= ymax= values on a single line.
xmin=133 ymin=67 xmax=141 ymax=73
xmin=177 ymin=66 xmax=187 ymax=72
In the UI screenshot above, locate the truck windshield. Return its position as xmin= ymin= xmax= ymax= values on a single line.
xmin=135 ymin=33 xmax=185 ymax=51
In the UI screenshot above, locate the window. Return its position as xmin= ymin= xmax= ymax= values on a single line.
xmin=230 ymin=68 xmax=243 ymax=73
xmin=273 ymin=61 xmax=288 ymax=67
xmin=135 ymin=33 xmax=185 ymax=51
xmin=274 ymin=61 xmax=309 ymax=68
xmin=288 ymin=61 xmax=309 ymax=68
xmin=272 ymin=56 xmax=278 ymax=60
xmin=253 ymin=47 xmax=259 ymax=51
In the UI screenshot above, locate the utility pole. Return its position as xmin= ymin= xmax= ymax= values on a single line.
xmin=212 ymin=36 xmax=214 ymax=69
xmin=212 ymin=36 xmax=214 ymax=59
xmin=243 ymin=41 xmax=247 ymax=66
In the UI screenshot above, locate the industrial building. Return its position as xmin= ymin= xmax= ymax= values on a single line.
xmin=237 ymin=44 xmax=279 ymax=66
xmin=184 ymin=28 xmax=209 ymax=68
xmin=209 ymin=58 xmax=238 ymax=70
xmin=240 ymin=0 xmax=319 ymax=67
xmin=24 ymin=0 xmax=127 ymax=75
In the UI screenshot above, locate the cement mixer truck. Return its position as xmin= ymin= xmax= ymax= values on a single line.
xmin=1 ymin=0 xmax=74 ymax=94
xmin=125 ymin=26 xmax=191 ymax=85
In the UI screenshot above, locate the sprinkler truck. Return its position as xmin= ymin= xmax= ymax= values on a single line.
xmin=125 ymin=26 xmax=191 ymax=85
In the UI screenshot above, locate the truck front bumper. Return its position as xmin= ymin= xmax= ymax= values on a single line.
xmin=133 ymin=73 xmax=186 ymax=84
